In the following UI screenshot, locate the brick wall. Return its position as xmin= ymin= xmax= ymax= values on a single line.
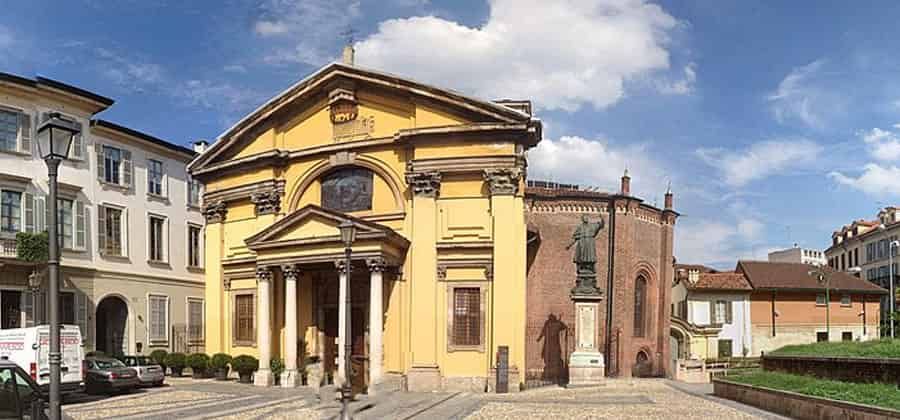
xmin=762 ymin=355 xmax=900 ymax=385
xmin=525 ymin=194 xmax=675 ymax=383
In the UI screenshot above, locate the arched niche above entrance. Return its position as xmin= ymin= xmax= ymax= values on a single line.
xmin=287 ymin=155 xmax=405 ymax=216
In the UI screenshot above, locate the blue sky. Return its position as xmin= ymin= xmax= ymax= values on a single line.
xmin=4 ymin=0 xmax=900 ymax=268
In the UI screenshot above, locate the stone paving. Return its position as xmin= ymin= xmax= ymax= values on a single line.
xmin=60 ymin=377 xmax=785 ymax=419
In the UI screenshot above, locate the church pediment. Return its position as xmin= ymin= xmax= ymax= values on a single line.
xmin=245 ymin=204 xmax=408 ymax=251
xmin=189 ymin=63 xmax=537 ymax=174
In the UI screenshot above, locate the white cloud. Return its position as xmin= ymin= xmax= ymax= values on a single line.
xmin=676 ymin=218 xmax=769 ymax=267
xmin=860 ymin=127 xmax=900 ymax=161
xmin=526 ymin=135 xmax=669 ymax=198
xmin=223 ymin=64 xmax=247 ymax=73
xmin=767 ymin=59 xmax=846 ymax=129
xmin=93 ymin=47 xmax=164 ymax=91
xmin=355 ymin=0 xmax=682 ymax=112
xmin=254 ymin=0 xmax=361 ymax=66
xmin=830 ymin=164 xmax=900 ymax=197
xmin=657 ymin=62 xmax=696 ymax=95
xmin=696 ymin=138 xmax=822 ymax=187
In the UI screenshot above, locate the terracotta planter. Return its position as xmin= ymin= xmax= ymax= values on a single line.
xmin=170 ymin=367 xmax=184 ymax=377
xmin=238 ymin=372 xmax=253 ymax=384
xmin=192 ymin=369 xmax=206 ymax=379
xmin=215 ymin=367 xmax=229 ymax=380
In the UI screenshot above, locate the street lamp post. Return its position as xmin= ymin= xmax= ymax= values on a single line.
xmin=338 ymin=219 xmax=357 ymax=420
xmin=810 ymin=267 xmax=831 ymax=341
xmin=890 ymin=241 xmax=899 ymax=339
xmin=36 ymin=113 xmax=79 ymax=420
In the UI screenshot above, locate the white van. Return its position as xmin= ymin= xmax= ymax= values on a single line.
xmin=0 ymin=325 xmax=84 ymax=393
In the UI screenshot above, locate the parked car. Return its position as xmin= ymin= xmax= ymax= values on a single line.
xmin=82 ymin=357 xmax=138 ymax=395
xmin=121 ymin=356 xmax=164 ymax=387
xmin=0 ymin=358 xmax=74 ymax=419
xmin=0 ymin=325 xmax=85 ymax=395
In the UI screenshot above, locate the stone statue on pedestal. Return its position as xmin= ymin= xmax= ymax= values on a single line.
xmin=566 ymin=214 xmax=604 ymax=295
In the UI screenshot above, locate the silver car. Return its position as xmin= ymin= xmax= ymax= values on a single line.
xmin=121 ymin=356 xmax=165 ymax=387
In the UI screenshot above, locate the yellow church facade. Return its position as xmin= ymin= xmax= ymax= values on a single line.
xmin=188 ymin=60 xmax=541 ymax=392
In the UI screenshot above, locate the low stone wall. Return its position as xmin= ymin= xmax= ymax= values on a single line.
xmin=712 ymin=379 xmax=900 ymax=420
xmin=762 ymin=354 xmax=900 ymax=385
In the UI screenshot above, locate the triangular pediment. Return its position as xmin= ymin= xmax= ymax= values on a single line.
xmin=245 ymin=204 xmax=407 ymax=251
xmin=189 ymin=62 xmax=534 ymax=173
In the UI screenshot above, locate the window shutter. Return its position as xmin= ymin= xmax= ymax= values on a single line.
xmin=36 ymin=197 xmax=45 ymax=232
xmin=76 ymin=291 xmax=87 ymax=342
xmin=71 ymin=121 xmax=83 ymax=159
xmin=75 ymin=201 xmax=86 ymax=249
xmin=122 ymin=150 xmax=133 ymax=187
xmin=24 ymin=193 xmax=34 ymax=233
xmin=710 ymin=302 xmax=717 ymax=325
xmin=22 ymin=291 xmax=34 ymax=327
xmin=18 ymin=112 xmax=31 ymax=155
xmin=725 ymin=301 xmax=733 ymax=324
xmin=121 ymin=209 xmax=128 ymax=257
xmin=95 ymin=144 xmax=105 ymax=182
xmin=162 ymin=162 xmax=168 ymax=196
xmin=97 ymin=205 xmax=107 ymax=254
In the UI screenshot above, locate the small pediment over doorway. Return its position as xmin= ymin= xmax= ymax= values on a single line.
xmin=245 ymin=204 xmax=409 ymax=266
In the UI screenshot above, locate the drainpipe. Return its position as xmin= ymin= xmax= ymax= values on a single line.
xmin=604 ymin=200 xmax=616 ymax=376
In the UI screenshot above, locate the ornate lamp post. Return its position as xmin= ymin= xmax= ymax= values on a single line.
xmin=338 ymin=219 xmax=357 ymax=420
xmin=36 ymin=112 xmax=79 ymax=420
xmin=809 ymin=267 xmax=831 ymax=341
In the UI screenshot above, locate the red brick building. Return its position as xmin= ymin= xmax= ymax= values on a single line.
xmin=524 ymin=173 xmax=677 ymax=384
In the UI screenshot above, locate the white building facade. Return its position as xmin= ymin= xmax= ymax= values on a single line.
xmin=768 ymin=247 xmax=827 ymax=266
xmin=672 ymin=269 xmax=753 ymax=358
xmin=0 ymin=72 xmax=205 ymax=356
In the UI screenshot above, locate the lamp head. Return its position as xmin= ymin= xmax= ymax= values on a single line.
xmin=339 ymin=219 xmax=356 ymax=247
xmin=36 ymin=112 xmax=79 ymax=161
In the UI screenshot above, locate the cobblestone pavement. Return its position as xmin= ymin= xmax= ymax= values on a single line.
xmin=60 ymin=377 xmax=783 ymax=419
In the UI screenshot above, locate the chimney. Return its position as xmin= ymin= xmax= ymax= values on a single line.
xmin=193 ymin=140 xmax=209 ymax=154
xmin=620 ymin=169 xmax=631 ymax=196
xmin=664 ymin=182 xmax=673 ymax=210
xmin=342 ymin=44 xmax=355 ymax=66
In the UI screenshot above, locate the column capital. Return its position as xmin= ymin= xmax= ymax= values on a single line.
xmin=483 ymin=168 xmax=522 ymax=196
xmin=223 ymin=277 xmax=231 ymax=291
xmin=405 ymin=170 xmax=442 ymax=198
xmin=256 ymin=266 xmax=274 ymax=283
xmin=367 ymin=258 xmax=388 ymax=273
xmin=484 ymin=264 xmax=493 ymax=281
xmin=281 ymin=264 xmax=301 ymax=280
xmin=202 ymin=200 xmax=228 ymax=223
xmin=436 ymin=265 xmax=447 ymax=281
xmin=334 ymin=260 xmax=351 ymax=275
xmin=251 ymin=190 xmax=282 ymax=216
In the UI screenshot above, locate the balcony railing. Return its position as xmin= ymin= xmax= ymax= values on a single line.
xmin=0 ymin=238 xmax=16 ymax=258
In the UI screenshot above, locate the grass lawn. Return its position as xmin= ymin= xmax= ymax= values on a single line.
xmin=768 ymin=339 xmax=900 ymax=358
xmin=726 ymin=370 xmax=900 ymax=411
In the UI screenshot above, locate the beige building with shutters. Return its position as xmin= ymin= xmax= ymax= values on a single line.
xmin=0 ymin=72 xmax=205 ymax=356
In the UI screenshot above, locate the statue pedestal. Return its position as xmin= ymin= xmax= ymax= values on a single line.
xmin=567 ymin=293 xmax=605 ymax=388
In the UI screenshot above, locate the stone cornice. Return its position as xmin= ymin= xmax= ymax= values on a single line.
xmin=205 ymin=179 xmax=286 ymax=204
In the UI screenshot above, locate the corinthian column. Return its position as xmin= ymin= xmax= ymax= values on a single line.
xmin=254 ymin=266 xmax=274 ymax=386
xmin=281 ymin=264 xmax=301 ymax=387
xmin=367 ymin=258 xmax=386 ymax=386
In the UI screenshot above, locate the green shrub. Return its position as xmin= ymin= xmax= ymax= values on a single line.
xmin=186 ymin=353 xmax=210 ymax=371
xmin=270 ymin=358 xmax=285 ymax=377
xmin=16 ymin=232 xmax=48 ymax=263
xmin=231 ymin=355 xmax=259 ymax=374
xmin=164 ymin=352 xmax=187 ymax=369
xmin=211 ymin=353 xmax=232 ymax=369
xmin=149 ymin=350 xmax=168 ymax=366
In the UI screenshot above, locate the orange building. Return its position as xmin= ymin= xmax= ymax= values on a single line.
xmin=740 ymin=261 xmax=886 ymax=355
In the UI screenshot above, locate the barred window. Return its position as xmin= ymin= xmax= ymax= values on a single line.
xmin=188 ymin=298 xmax=203 ymax=342
xmin=148 ymin=295 xmax=168 ymax=343
xmin=234 ymin=294 xmax=255 ymax=344
xmin=452 ymin=288 xmax=480 ymax=346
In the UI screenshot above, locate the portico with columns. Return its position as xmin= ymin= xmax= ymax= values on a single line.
xmin=190 ymin=60 xmax=541 ymax=392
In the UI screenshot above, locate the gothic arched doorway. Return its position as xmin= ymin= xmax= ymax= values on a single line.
xmin=96 ymin=296 xmax=128 ymax=356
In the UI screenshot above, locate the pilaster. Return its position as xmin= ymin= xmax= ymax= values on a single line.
xmin=203 ymin=203 xmax=226 ymax=353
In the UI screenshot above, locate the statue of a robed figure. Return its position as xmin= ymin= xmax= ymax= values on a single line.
xmin=566 ymin=214 xmax=604 ymax=295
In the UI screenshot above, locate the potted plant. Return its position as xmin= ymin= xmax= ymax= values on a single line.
xmin=270 ymin=357 xmax=285 ymax=386
xmin=187 ymin=353 xmax=210 ymax=379
xmin=231 ymin=355 xmax=258 ymax=384
xmin=149 ymin=349 xmax=168 ymax=374
xmin=211 ymin=353 xmax=232 ymax=381
xmin=165 ymin=352 xmax=187 ymax=377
